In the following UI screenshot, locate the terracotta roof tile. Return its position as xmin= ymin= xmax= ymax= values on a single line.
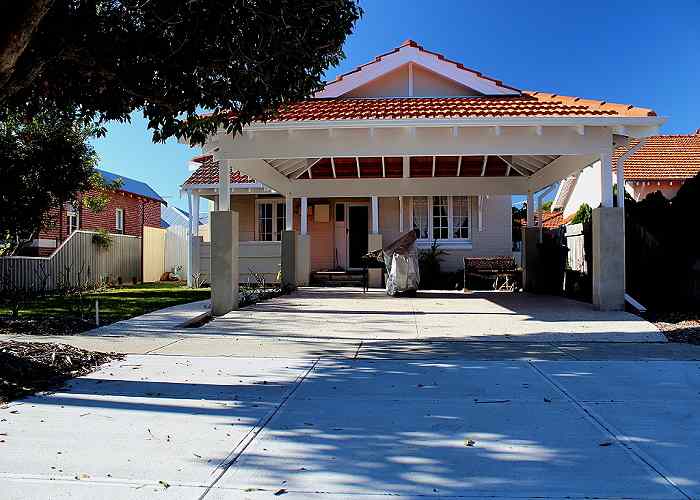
xmin=265 ymin=93 xmax=655 ymax=122
xmin=613 ymin=131 xmax=700 ymax=180
xmin=183 ymin=155 xmax=253 ymax=186
xmin=538 ymin=210 xmax=574 ymax=228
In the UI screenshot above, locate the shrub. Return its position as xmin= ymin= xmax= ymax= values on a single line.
xmin=91 ymin=229 xmax=112 ymax=250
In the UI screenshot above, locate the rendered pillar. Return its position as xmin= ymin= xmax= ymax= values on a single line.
xmin=522 ymin=227 xmax=539 ymax=292
xmin=367 ymin=233 xmax=383 ymax=288
xmin=281 ymin=229 xmax=296 ymax=288
xmin=592 ymin=207 xmax=625 ymax=310
xmin=295 ymin=233 xmax=311 ymax=286
xmin=211 ymin=211 xmax=239 ymax=316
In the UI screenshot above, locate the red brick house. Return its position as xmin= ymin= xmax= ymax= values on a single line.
xmin=26 ymin=169 xmax=165 ymax=256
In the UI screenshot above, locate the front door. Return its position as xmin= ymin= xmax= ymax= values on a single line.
xmin=348 ymin=205 xmax=369 ymax=268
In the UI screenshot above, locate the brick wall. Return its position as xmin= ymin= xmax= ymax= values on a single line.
xmin=31 ymin=190 xmax=162 ymax=256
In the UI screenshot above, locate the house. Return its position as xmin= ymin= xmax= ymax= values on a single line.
xmin=180 ymin=39 xmax=664 ymax=313
xmin=27 ymin=169 xmax=165 ymax=256
xmin=552 ymin=130 xmax=700 ymax=219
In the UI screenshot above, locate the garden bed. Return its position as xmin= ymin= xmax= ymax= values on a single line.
xmin=0 ymin=340 xmax=122 ymax=404
xmin=651 ymin=311 xmax=700 ymax=345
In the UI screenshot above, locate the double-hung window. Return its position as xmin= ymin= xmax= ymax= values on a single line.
xmin=115 ymin=208 xmax=124 ymax=234
xmin=256 ymin=200 xmax=286 ymax=241
xmin=66 ymin=202 xmax=79 ymax=233
xmin=412 ymin=196 xmax=471 ymax=247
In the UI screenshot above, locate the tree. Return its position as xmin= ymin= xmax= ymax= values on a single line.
xmin=541 ymin=200 xmax=553 ymax=212
xmin=0 ymin=1 xmax=362 ymax=144
xmin=0 ymin=110 xmax=102 ymax=255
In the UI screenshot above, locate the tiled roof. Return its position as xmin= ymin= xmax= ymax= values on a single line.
xmin=538 ymin=210 xmax=574 ymax=228
xmin=183 ymin=155 xmax=254 ymax=186
xmin=323 ymin=39 xmax=521 ymax=94
xmin=613 ymin=131 xmax=700 ymax=180
xmin=265 ymin=93 xmax=655 ymax=122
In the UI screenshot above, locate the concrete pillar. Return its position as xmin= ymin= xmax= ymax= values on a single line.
xmin=210 ymin=210 xmax=239 ymax=316
xmin=367 ymin=233 xmax=383 ymax=288
xmin=592 ymin=206 xmax=625 ymax=310
xmin=295 ymin=233 xmax=311 ymax=286
xmin=281 ymin=229 xmax=296 ymax=288
xmin=522 ymin=227 xmax=539 ymax=292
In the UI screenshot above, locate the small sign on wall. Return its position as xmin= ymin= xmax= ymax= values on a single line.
xmin=314 ymin=204 xmax=330 ymax=223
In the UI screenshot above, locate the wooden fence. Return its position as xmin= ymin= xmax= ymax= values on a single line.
xmin=0 ymin=230 xmax=141 ymax=292
xmin=564 ymin=223 xmax=587 ymax=273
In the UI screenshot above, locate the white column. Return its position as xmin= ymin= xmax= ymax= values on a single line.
xmin=399 ymin=196 xmax=404 ymax=232
xmin=526 ymin=190 xmax=535 ymax=227
xmin=402 ymin=156 xmax=410 ymax=178
xmin=600 ymin=150 xmax=613 ymax=208
xmin=371 ymin=195 xmax=379 ymax=234
xmin=186 ymin=190 xmax=194 ymax=287
xmin=191 ymin=192 xmax=200 ymax=237
xmin=300 ymin=197 xmax=308 ymax=235
xmin=285 ymin=197 xmax=293 ymax=231
xmin=218 ymin=160 xmax=230 ymax=211
xmin=616 ymin=154 xmax=626 ymax=209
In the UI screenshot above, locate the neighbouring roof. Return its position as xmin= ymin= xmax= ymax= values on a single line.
xmin=613 ymin=131 xmax=700 ymax=180
xmin=97 ymin=169 xmax=166 ymax=203
xmin=265 ymin=93 xmax=656 ymax=122
xmin=538 ymin=210 xmax=574 ymax=229
xmin=183 ymin=155 xmax=254 ymax=186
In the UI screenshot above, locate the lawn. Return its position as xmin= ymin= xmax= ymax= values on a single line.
xmin=0 ymin=282 xmax=210 ymax=336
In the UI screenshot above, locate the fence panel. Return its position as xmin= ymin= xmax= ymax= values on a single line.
xmin=143 ymin=226 xmax=166 ymax=282
xmin=165 ymin=224 xmax=188 ymax=278
xmin=0 ymin=230 xmax=141 ymax=291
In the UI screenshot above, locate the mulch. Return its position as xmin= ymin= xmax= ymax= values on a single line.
xmin=0 ymin=317 xmax=95 ymax=337
xmin=651 ymin=312 xmax=700 ymax=345
xmin=0 ymin=340 xmax=123 ymax=404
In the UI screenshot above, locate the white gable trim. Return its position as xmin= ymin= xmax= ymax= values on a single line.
xmin=316 ymin=44 xmax=519 ymax=98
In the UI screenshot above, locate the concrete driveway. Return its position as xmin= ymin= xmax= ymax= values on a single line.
xmin=3 ymin=289 xmax=698 ymax=499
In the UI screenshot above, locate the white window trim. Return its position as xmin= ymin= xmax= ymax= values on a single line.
xmin=254 ymin=198 xmax=286 ymax=242
xmin=411 ymin=195 xmax=473 ymax=250
xmin=66 ymin=202 xmax=79 ymax=233
xmin=115 ymin=208 xmax=124 ymax=233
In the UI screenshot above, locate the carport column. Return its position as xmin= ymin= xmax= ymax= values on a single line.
xmin=522 ymin=189 xmax=539 ymax=292
xmin=281 ymin=197 xmax=297 ymax=288
xmin=210 ymin=210 xmax=239 ymax=316
xmin=295 ymin=197 xmax=311 ymax=286
xmin=367 ymin=195 xmax=383 ymax=288
xmin=592 ymin=150 xmax=625 ymax=310
xmin=186 ymin=190 xmax=201 ymax=287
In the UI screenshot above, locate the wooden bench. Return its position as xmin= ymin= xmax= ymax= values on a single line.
xmin=463 ymin=256 xmax=520 ymax=292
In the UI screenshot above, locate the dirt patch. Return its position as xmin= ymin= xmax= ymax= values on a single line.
xmin=0 ymin=317 xmax=94 ymax=337
xmin=0 ymin=340 xmax=122 ymax=404
xmin=651 ymin=312 xmax=700 ymax=345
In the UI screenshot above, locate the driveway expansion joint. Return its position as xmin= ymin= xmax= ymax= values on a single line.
xmin=528 ymin=361 xmax=692 ymax=500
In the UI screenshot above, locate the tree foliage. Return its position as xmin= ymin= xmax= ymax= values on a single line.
xmin=570 ymin=203 xmax=592 ymax=225
xmin=1 ymin=0 xmax=362 ymax=144
xmin=0 ymin=110 xmax=102 ymax=255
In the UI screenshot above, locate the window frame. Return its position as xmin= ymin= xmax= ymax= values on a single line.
xmin=115 ymin=208 xmax=124 ymax=234
xmin=411 ymin=195 xmax=473 ymax=249
xmin=254 ymin=199 xmax=286 ymax=242
xmin=66 ymin=202 xmax=79 ymax=234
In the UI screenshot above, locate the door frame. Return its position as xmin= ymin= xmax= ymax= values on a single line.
xmin=346 ymin=201 xmax=370 ymax=270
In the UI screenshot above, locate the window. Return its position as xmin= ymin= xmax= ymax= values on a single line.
xmin=256 ymin=200 xmax=286 ymax=241
xmin=115 ymin=208 xmax=124 ymax=234
xmin=66 ymin=202 xmax=79 ymax=233
xmin=335 ymin=203 xmax=345 ymax=222
xmin=412 ymin=197 xmax=429 ymax=239
xmin=412 ymin=196 xmax=471 ymax=244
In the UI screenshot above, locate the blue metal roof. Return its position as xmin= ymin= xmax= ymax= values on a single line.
xmin=97 ymin=169 xmax=166 ymax=204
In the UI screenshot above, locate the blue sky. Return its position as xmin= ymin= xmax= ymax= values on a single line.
xmin=92 ymin=0 xmax=700 ymax=211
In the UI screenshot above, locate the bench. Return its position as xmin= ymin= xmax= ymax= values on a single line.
xmin=463 ymin=256 xmax=520 ymax=292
